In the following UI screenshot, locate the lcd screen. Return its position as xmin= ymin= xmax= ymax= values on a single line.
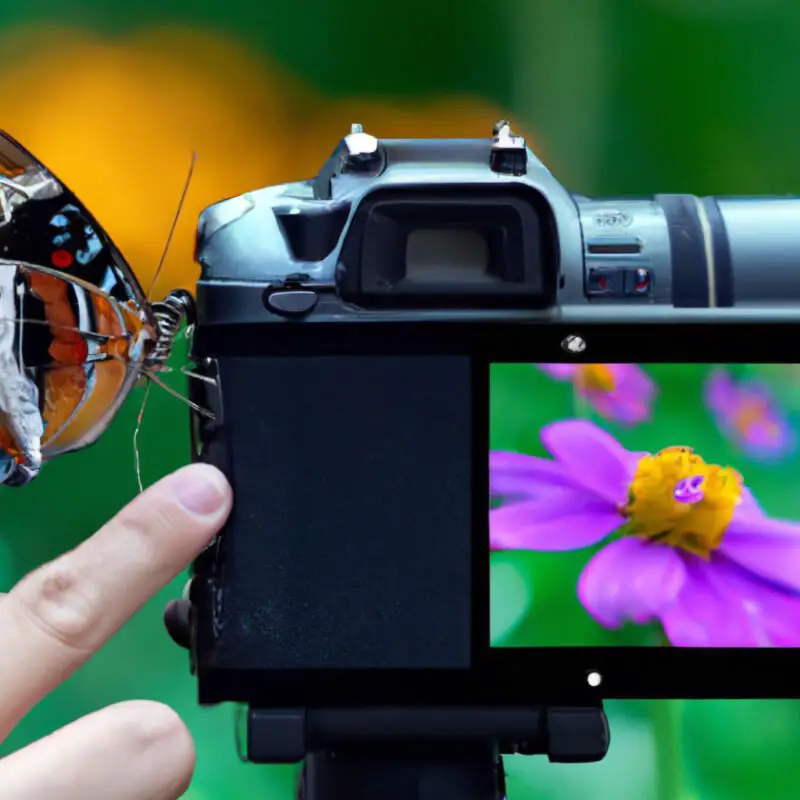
xmin=490 ymin=362 xmax=800 ymax=648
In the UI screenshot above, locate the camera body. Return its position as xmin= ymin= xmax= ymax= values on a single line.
xmin=185 ymin=122 xmax=800 ymax=710
xmin=193 ymin=121 xmax=568 ymax=319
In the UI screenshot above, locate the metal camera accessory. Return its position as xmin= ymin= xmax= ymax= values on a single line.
xmin=561 ymin=334 xmax=587 ymax=354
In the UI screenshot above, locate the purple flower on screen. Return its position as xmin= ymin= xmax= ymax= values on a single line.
xmin=490 ymin=419 xmax=800 ymax=646
xmin=705 ymin=368 xmax=794 ymax=460
xmin=537 ymin=363 xmax=655 ymax=425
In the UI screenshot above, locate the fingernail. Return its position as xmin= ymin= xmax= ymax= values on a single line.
xmin=174 ymin=464 xmax=230 ymax=516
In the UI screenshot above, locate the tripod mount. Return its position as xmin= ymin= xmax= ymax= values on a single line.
xmin=245 ymin=705 xmax=609 ymax=800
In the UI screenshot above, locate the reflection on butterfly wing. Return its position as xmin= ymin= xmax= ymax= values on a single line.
xmin=0 ymin=257 xmax=153 ymax=484
xmin=38 ymin=360 xmax=143 ymax=456
xmin=0 ymin=361 xmax=144 ymax=485
xmin=0 ymin=131 xmax=156 ymax=329
xmin=0 ymin=132 xmax=161 ymax=484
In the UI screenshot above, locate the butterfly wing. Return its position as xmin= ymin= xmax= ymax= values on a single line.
xmin=0 ymin=134 xmax=158 ymax=484
xmin=0 ymin=131 xmax=156 ymax=328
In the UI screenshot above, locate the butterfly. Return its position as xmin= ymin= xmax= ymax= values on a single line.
xmin=0 ymin=131 xmax=209 ymax=488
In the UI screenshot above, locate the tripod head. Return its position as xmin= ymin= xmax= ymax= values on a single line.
xmin=247 ymin=705 xmax=609 ymax=800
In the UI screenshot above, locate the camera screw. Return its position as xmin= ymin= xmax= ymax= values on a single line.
xmin=561 ymin=335 xmax=586 ymax=354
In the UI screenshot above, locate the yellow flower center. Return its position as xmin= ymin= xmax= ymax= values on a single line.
xmin=575 ymin=364 xmax=616 ymax=393
xmin=621 ymin=446 xmax=743 ymax=559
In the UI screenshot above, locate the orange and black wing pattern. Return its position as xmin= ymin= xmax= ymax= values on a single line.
xmin=0 ymin=132 xmax=158 ymax=486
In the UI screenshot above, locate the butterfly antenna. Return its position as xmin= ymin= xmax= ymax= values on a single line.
xmin=152 ymin=362 xmax=218 ymax=388
xmin=146 ymin=151 xmax=198 ymax=302
xmin=133 ymin=379 xmax=152 ymax=494
xmin=180 ymin=363 xmax=217 ymax=385
xmin=143 ymin=366 xmax=215 ymax=419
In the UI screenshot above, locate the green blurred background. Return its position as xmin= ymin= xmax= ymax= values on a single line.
xmin=1 ymin=0 xmax=800 ymax=797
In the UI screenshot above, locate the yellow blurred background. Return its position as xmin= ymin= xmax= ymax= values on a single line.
xmin=5 ymin=26 xmax=509 ymax=300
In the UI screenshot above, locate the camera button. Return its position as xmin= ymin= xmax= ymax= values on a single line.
xmin=265 ymin=289 xmax=318 ymax=317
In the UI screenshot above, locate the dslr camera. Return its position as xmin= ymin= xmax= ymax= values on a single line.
xmin=170 ymin=121 xmax=800 ymax=796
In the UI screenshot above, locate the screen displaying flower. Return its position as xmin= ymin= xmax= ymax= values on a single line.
xmin=705 ymin=368 xmax=794 ymax=461
xmin=490 ymin=364 xmax=800 ymax=648
xmin=536 ymin=363 xmax=656 ymax=425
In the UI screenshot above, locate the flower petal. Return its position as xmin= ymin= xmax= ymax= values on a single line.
xmin=705 ymin=368 xmax=736 ymax=414
xmin=577 ymin=538 xmax=687 ymax=628
xmin=590 ymin=364 xmax=656 ymax=426
xmin=660 ymin=561 xmax=763 ymax=647
xmin=743 ymin=421 xmax=795 ymax=460
xmin=537 ymin=363 xmax=577 ymax=380
xmin=539 ymin=419 xmax=640 ymax=505
xmin=490 ymin=492 xmax=621 ymax=551
xmin=736 ymin=487 xmax=767 ymax=519
xmin=489 ymin=450 xmax=583 ymax=498
xmin=614 ymin=362 xmax=656 ymax=398
xmin=661 ymin=557 xmax=800 ymax=647
xmin=705 ymin=558 xmax=800 ymax=647
xmin=719 ymin=511 xmax=800 ymax=592
xmin=705 ymin=369 xmax=793 ymax=460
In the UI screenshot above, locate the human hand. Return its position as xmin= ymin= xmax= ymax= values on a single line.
xmin=0 ymin=463 xmax=232 ymax=799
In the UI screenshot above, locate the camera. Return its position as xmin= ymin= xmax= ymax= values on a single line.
xmin=175 ymin=122 xmax=799 ymax=769
xmin=189 ymin=120 xmax=800 ymax=326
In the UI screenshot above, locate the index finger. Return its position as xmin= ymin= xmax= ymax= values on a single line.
xmin=0 ymin=463 xmax=231 ymax=742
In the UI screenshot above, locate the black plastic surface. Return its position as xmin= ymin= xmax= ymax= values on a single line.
xmin=656 ymin=193 xmax=709 ymax=307
xmin=246 ymin=705 xmax=609 ymax=765
xmin=301 ymin=745 xmax=502 ymax=800
xmin=275 ymin=202 xmax=351 ymax=262
xmin=545 ymin=706 xmax=610 ymax=763
xmin=194 ymin=354 xmax=473 ymax=672
xmin=490 ymin=149 xmax=527 ymax=176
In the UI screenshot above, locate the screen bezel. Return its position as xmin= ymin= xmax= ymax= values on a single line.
xmin=481 ymin=322 xmax=800 ymax=701
xmin=195 ymin=320 xmax=800 ymax=705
